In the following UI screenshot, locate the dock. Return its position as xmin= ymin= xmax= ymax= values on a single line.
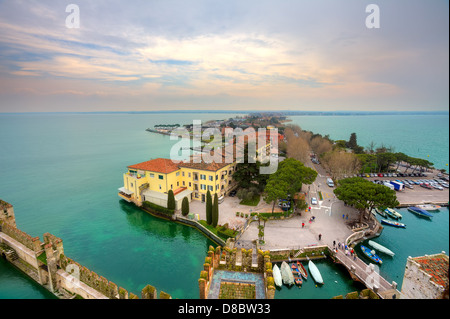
xmin=329 ymin=246 xmax=401 ymax=299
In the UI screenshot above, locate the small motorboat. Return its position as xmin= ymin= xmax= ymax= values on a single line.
xmin=384 ymin=208 xmax=402 ymax=219
xmin=297 ymin=261 xmax=308 ymax=280
xmin=408 ymin=206 xmax=433 ymax=218
xmin=308 ymin=260 xmax=324 ymax=284
xmin=361 ymin=245 xmax=383 ymax=264
xmin=368 ymin=240 xmax=395 ymax=257
xmin=280 ymin=261 xmax=294 ymax=286
xmin=293 ymin=273 xmax=303 ymax=287
xmin=416 ymin=204 xmax=441 ymax=211
xmin=372 ymin=207 xmax=387 ymax=217
xmin=381 ymin=219 xmax=406 ymax=228
xmin=273 ymin=264 xmax=283 ymax=287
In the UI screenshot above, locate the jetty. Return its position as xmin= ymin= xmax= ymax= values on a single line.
xmin=329 ymin=246 xmax=400 ymax=299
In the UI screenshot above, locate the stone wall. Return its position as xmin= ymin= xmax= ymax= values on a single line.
xmin=199 ymin=245 xmax=274 ymax=299
xmin=401 ymin=255 xmax=448 ymax=299
xmin=0 ymin=199 xmax=171 ymax=300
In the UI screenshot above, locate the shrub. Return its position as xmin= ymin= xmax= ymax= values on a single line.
xmin=167 ymin=190 xmax=175 ymax=210
xmin=181 ymin=197 xmax=189 ymax=216
xmin=206 ymin=191 xmax=212 ymax=225
xmin=143 ymin=201 xmax=174 ymax=217
xmin=212 ymin=193 xmax=219 ymax=227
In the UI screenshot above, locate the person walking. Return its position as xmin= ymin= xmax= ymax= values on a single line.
xmin=318 ymin=233 xmax=322 ymax=241
xmin=333 ymin=240 xmax=336 ymax=248
xmin=302 ymin=222 xmax=305 ymax=228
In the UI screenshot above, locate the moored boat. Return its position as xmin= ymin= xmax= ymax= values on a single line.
xmin=384 ymin=208 xmax=402 ymax=219
xmin=381 ymin=219 xmax=406 ymax=228
xmin=361 ymin=245 xmax=383 ymax=264
xmin=408 ymin=206 xmax=433 ymax=218
xmin=280 ymin=261 xmax=294 ymax=286
xmin=416 ymin=204 xmax=441 ymax=211
xmin=308 ymin=260 xmax=324 ymax=284
xmin=293 ymin=273 xmax=302 ymax=286
xmin=273 ymin=264 xmax=282 ymax=287
xmin=372 ymin=207 xmax=387 ymax=217
xmin=297 ymin=261 xmax=308 ymax=280
xmin=368 ymin=240 xmax=395 ymax=257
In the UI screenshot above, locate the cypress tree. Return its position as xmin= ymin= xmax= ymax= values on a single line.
xmin=206 ymin=190 xmax=212 ymax=225
xmin=167 ymin=189 xmax=176 ymax=210
xmin=212 ymin=193 xmax=219 ymax=227
xmin=181 ymin=197 xmax=189 ymax=216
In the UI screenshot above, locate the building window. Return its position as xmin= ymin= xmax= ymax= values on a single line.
xmin=131 ymin=183 xmax=133 ymax=187
xmin=216 ymin=175 xmax=218 ymax=180
xmin=177 ymin=182 xmax=179 ymax=187
xmin=208 ymin=185 xmax=213 ymax=191
xmin=182 ymin=172 xmax=185 ymax=177
xmin=216 ymin=185 xmax=219 ymax=190
xmin=159 ymin=175 xmax=164 ymax=180
xmin=176 ymin=172 xmax=180 ymax=176
xmin=209 ymin=175 xmax=213 ymax=181
xmin=189 ymin=182 xmax=191 ymax=187
xmin=189 ymin=173 xmax=191 ymax=178
xmin=183 ymin=181 xmax=185 ymax=186
xmin=159 ymin=185 xmax=162 ymax=190
xmin=150 ymin=173 xmax=155 ymax=178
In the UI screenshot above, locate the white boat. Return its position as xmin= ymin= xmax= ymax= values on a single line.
xmin=384 ymin=208 xmax=402 ymax=219
xmin=368 ymin=240 xmax=395 ymax=257
xmin=416 ymin=204 xmax=441 ymax=211
xmin=272 ymin=264 xmax=282 ymax=287
xmin=280 ymin=261 xmax=294 ymax=286
xmin=308 ymin=260 xmax=324 ymax=284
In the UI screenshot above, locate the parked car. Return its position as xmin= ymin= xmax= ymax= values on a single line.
xmin=229 ymin=190 xmax=237 ymax=197
xmin=311 ymin=197 xmax=318 ymax=205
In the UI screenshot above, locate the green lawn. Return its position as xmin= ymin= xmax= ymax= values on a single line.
xmin=239 ymin=195 xmax=260 ymax=206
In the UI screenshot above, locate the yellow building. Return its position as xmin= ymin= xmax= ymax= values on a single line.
xmin=118 ymin=157 xmax=237 ymax=208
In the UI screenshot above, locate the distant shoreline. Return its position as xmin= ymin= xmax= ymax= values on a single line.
xmin=1 ymin=110 xmax=448 ymax=116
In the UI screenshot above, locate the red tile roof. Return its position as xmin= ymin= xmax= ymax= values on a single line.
xmin=128 ymin=158 xmax=180 ymax=174
xmin=414 ymin=254 xmax=449 ymax=288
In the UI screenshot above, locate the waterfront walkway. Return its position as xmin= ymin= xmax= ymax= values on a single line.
xmin=330 ymin=246 xmax=400 ymax=299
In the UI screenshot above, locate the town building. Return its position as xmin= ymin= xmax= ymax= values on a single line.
xmin=401 ymin=253 xmax=449 ymax=299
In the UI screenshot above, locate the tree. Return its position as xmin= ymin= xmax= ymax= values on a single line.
xmin=347 ymin=133 xmax=358 ymax=150
xmin=334 ymin=177 xmax=399 ymax=223
xmin=181 ymin=197 xmax=189 ymax=216
xmin=167 ymin=190 xmax=175 ymax=210
xmin=232 ymin=142 xmax=269 ymax=192
xmin=206 ymin=190 xmax=212 ymax=225
xmin=322 ymin=151 xmax=361 ymax=180
xmin=263 ymin=158 xmax=317 ymax=214
xmin=212 ymin=194 xmax=219 ymax=227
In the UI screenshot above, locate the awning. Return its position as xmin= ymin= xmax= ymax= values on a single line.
xmin=118 ymin=187 xmax=134 ymax=196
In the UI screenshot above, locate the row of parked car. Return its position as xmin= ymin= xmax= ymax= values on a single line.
xmin=360 ymin=172 xmax=428 ymax=178
xmin=371 ymin=178 xmax=449 ymax=190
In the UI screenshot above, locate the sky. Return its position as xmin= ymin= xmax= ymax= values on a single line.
xmin=0 ymin=0 xmax=448 ymax=113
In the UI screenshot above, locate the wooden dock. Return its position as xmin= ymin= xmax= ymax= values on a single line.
xmin=329 ymin=246 xmax=401 ymax=299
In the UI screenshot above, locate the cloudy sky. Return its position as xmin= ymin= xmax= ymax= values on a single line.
xmin=0 ymin=0 xmax=448 ymax=112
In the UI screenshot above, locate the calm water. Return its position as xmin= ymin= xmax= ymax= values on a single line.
xmin=289 ymin=114 xmax=449 ymax=172
xmin=0 ymin=112 xmax=448 ymax=299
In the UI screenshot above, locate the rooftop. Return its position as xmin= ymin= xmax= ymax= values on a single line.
xmin=128 ymin=158 xmax=180 ymax=174
xmin=413 ymin=253 xmax=449 ymax=288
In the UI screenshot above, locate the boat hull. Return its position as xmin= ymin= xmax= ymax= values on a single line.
xmin=308 ymin=260 xmax=323 ymax=284
xmin=381 ymin=219 xmax=406 ymax=228
xmin=368 ymin=240 xmax=395 ymax=257
xmin=273 ymin=264 xmax=282 ymax=287
xmin=408 ymin=207 xmax=433 ymax=218
xmin=361 ymin=245 xmax=383 ymax=264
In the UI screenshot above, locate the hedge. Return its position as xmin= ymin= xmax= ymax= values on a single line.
xmin=143 ymin=201 xmax=174 ymax=217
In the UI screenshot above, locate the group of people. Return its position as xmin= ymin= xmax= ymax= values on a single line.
xmin=333 ymin=240 xmax=357 ymax=260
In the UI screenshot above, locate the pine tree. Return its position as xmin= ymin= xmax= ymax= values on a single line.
xmin=212 ymin=193 xmax=219 ymax=227
xmin=167 ymin=190 xmax=176 ymax=210
xmin=206 ymin=190 xmax=212 ymax=225
xmin=181 ymin=197 xmax=189 ymax=216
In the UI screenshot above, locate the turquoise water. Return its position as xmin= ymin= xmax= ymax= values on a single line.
xmin=289 ymin=114 xmax=449 ymax=172
xmin=0 ymin=112 xmax=448 ymax=299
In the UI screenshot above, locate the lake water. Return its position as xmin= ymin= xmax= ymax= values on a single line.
xmin=0 ymin=112 xmax=448 ymax=299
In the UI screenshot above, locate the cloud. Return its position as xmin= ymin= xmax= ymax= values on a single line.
xmin=0 ymin=0 xmax=448 ymax=112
